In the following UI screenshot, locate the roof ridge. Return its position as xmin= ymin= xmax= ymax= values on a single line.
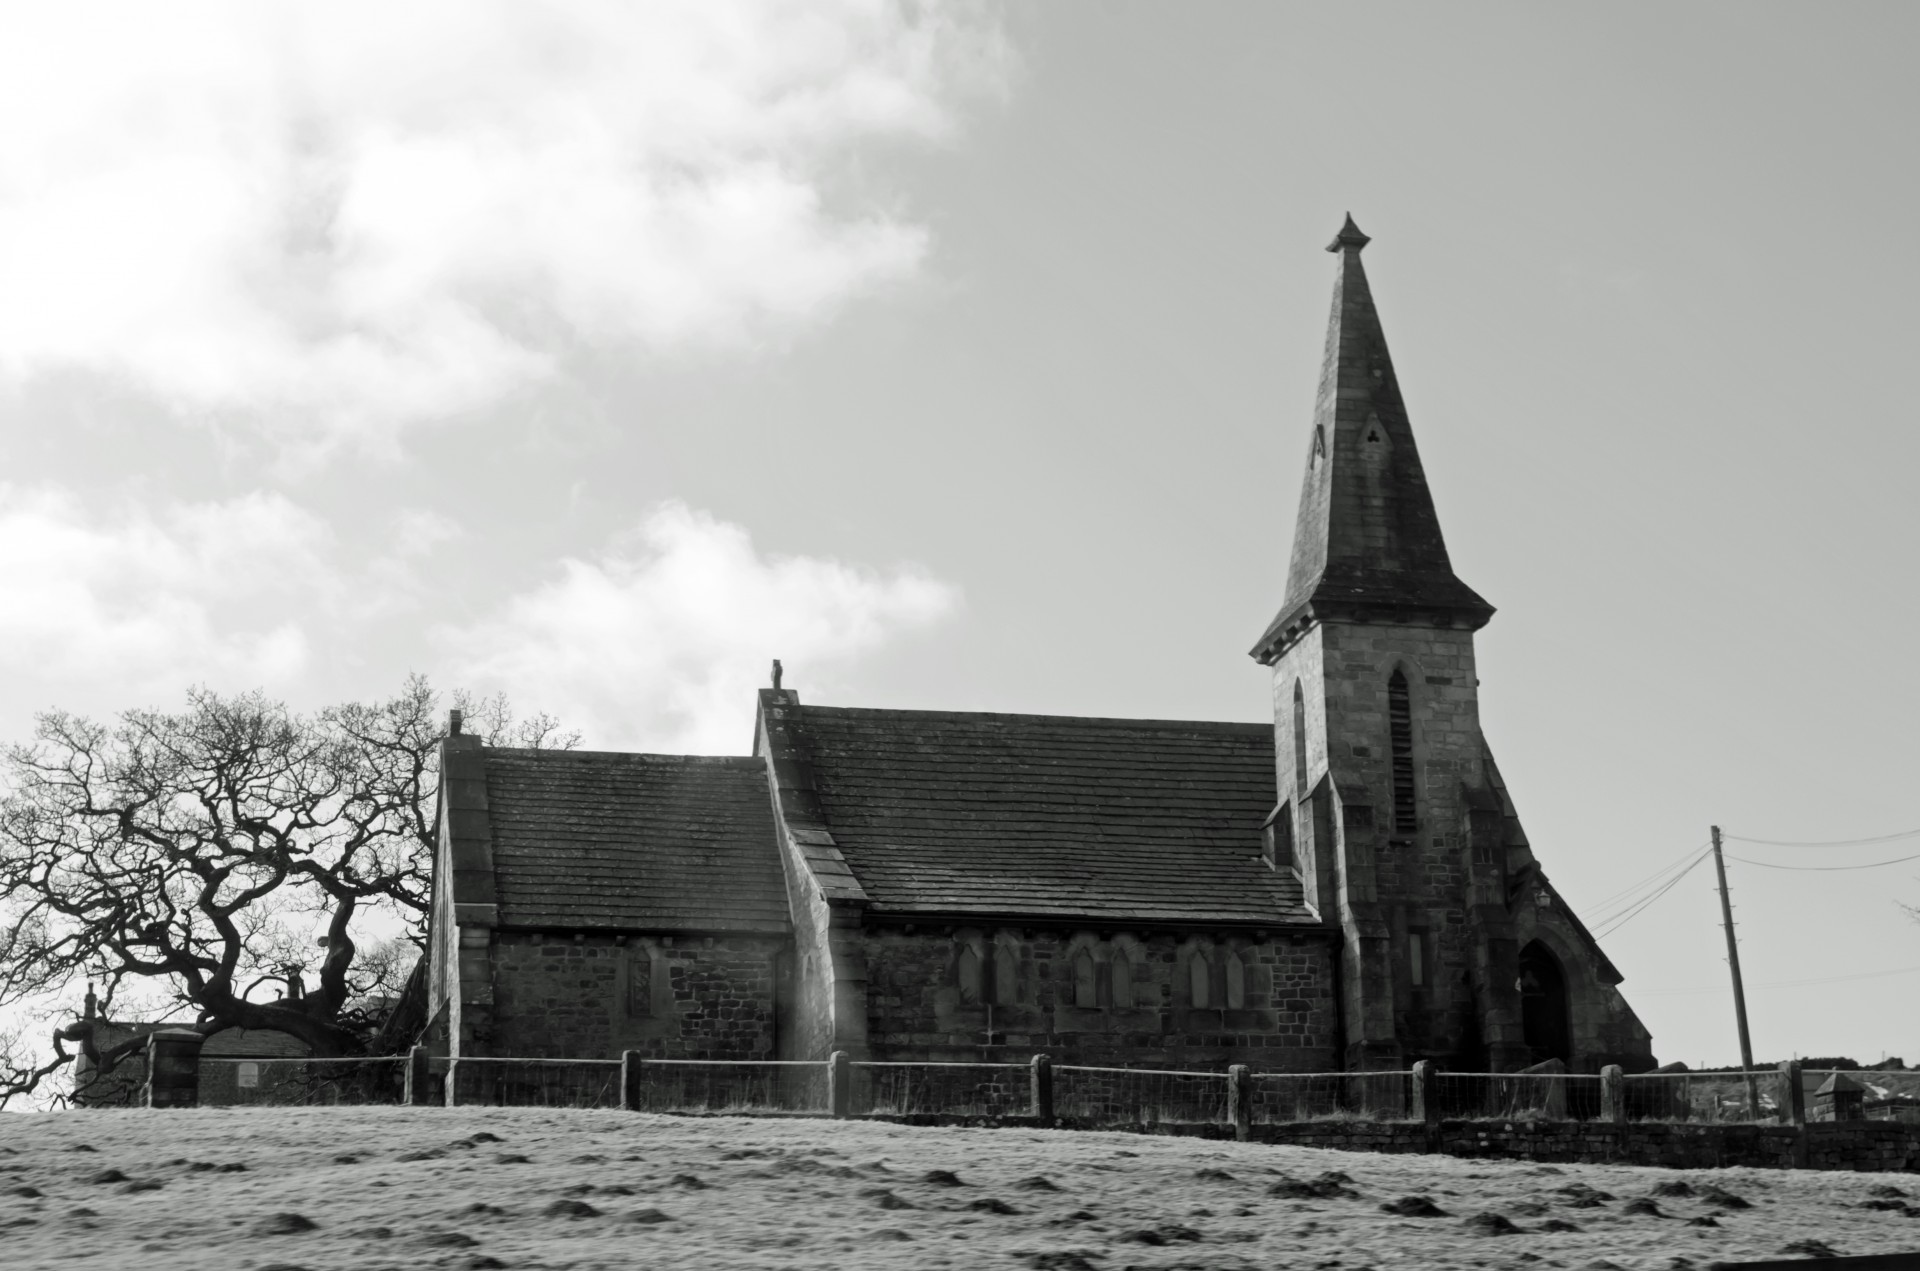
xmin=798 ymin=704 xmax=1270 ymax=733
xmin=485 ymin=747 xmax=759 ymax=765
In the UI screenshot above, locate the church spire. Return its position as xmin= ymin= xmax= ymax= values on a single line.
xmin=1251 ymin=217 xmax=1493 ymax=663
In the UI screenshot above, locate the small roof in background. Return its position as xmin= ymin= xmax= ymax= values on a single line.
xmin=1815 ymin=1071 xmax=1865 ymax=1096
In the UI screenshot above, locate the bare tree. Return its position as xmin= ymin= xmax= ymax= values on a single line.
xmin=0 ymin=675 xmax=574 ymax=1106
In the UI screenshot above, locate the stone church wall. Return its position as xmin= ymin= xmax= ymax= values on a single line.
xmin=860 ymin=925 xmax=1341 ymax=1069
xmin=487 ymin=931 xmax=783 ymax=1060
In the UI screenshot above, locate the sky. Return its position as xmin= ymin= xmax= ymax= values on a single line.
xmin=1 ymin=1 xmax=1917 ymax=1070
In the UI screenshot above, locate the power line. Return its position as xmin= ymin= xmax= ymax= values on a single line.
xmin=1724 ymin=827 xmax=1920 ymax=848
xmin=1588 ymin=844 xmax=1713 ymax=930
xmin=1724 ymin=851 xmax=1920 ymax=872
xmin=1634 ymin=964 xmax=1920 ymax=998
xmin=1590 ymin=840 xmax=1713 ymax=912
xmin=1593 ymin=848 xmax=1715 ymax=940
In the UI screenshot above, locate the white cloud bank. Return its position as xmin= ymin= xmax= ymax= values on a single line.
xmin=440 ymin=501 xmax=961 ymax=753
xmin=0 ymin=488 xmax=331 ymax=708
xmin=0 ymin=491 xmax=958 ymax=754
xmin=0 ymin=2 xmax=1005 ymax=454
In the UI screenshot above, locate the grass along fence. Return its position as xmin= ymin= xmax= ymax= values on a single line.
xmin=153 ymin=1050 xmax=1895 ymax=1137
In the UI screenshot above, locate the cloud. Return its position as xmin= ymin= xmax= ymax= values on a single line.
xmin=439 ymin=501 xmax=962 ymax=752
xmin=0 ymin=488 xmax=333 ymax=709
xmin=0 ymin=2 xmax=1006 ymax=455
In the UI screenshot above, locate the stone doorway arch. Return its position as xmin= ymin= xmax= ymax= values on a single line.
xmin=1518 ymin=941 xmax=1572 ymax=1067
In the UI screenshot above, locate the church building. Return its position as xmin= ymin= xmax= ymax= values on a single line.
xmin=424 ymin=219 xmax=1656 ymax=1077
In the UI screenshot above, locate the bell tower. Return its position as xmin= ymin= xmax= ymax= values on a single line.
xmin=1253 ymin=217 xmax=1612 ymax=1072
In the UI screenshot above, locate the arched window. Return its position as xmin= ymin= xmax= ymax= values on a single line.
xmin=1073 ymin=951 xmax=1098 ymax=1009
xmin=993 ymin=942 xmax=1019 ymax=1005
xmin=1189 ymin=952 xmax=1211 ymax=1009
xmin=956 ymin=945 xmax=983 ymax=1005
xmin=1388 ymin=669 xmax=1416 ymax=834
xmin=1111 ymin=951 xmax=1134 ymax=1009
xmin=1292 ymin=681 xmax=1309 ymax=795
xmin=1224 ymin=951 xmax=1246 ymax=1010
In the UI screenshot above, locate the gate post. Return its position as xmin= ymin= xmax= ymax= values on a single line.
xmin=1600 ymin=1065 xmax=1625 ymax=1124
xmin=1778 ymin=1060 xmax=1805 ymax=1126
xmin=444 ymin=1056 xmax=460 ymax=1107
xmin=1779 ymin=1060 xmax=1808 ymax=1169
xmin=1410 ymin=1060 xmax=1434 ymax=1124
xmin=1029 ymin=1054 xmax=1054 ymax=1124
xmin=621 ymin=1050 xmax=644 ymax=1112
xmin=828 ymin=1051 xmax=851 ymax=1118
xmin=1227 ymin=1065 xmax=1252 ymax=1141
xmin=1411 ymin=1060 xmax=1440 ymax=1151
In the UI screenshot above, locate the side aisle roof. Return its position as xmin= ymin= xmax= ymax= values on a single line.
xmin=482 ymin=748 xmax=790 ymax=933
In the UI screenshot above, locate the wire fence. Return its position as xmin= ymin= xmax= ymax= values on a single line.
xmin=1431 ymin=1071 xmax=1604 ymax=1122
xmin=1053 ymin=1065 xmax=1230 ymax=1127
xmin=157 ymin=1049 xmax=1920 ymax=1128
xmin=628 ymin=1060 xmax=830 ymax=1115
xmin=851 ymin=1061 xmax=1029 ymax=1117
xmin=1251 ymin=1070 xmax=1411 ymax=1123
xmin=1620 ymin=1070 xmax=1779 ymax=1123
xmin=448 ymin=1056 xmax=622 ymax=1109
xmin=199 ymin=1056 xmax=409 ymax=1107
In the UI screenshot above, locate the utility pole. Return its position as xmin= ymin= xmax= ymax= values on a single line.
xmin=1711 ymin=825 xmax=1759 ymax=1113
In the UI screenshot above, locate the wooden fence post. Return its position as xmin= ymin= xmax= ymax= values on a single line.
xmin=1030 ymin=1054 xmax=1054 ymax=1124
xmin=1600 ymin=1064 xmax=1625 ymax=1124
xmin=1227 ymin=1065 xmax=1252 ymax=1141
xmin=444 ymin=1056 xmax=460 ymax=1108
xmin=404 ymin=1046 xmax=431 ymax=1106
xmin=829 ymin=1051 xmax=851 ymax=1119
xmin=621 ymin=1050 xmax=643 ymax=1112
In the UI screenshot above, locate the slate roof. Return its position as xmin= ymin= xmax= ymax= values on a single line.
xmin=484 ymin=749 xmax=789 ymax=933
xmin=791 ymin=705 xmax=1314 ymax=926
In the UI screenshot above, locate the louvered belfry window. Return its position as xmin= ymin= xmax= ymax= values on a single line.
xmin=1388 ymin=669 xmax=1417 ymax=834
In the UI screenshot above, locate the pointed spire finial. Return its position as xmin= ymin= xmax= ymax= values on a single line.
xmin=1326 ymin=213 xmax=1370 ymax=254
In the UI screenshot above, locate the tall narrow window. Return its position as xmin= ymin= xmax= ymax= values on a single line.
xmin=1111 ymin=952 xmax=1134 ymax=1009
xmin=1073 ymin=951 xmax=1098 ymax=1009
xmin=1189 ymin=953 xmax=1211 ymax=1009
xmin=957 ymin=946 xmax=983 ymax=1005
xmin=1388 ymin=669 xmax=1416 ymax=834
xmin=1292 ymin=682 xmax=1309 ymax=795
xmin=627 ymin=951 xmax=653 ymax=1017
xmin=1409 ymin=930 xmax=1425 ymax=988
xmin=1224 ymin=952 xmax=1246 ymax=1010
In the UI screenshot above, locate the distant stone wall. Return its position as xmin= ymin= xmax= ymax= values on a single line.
xmin=860 ymin=925 xmax=1341 ymax=1069
xmin=488 ymin=931 xmax=783 ymax=1060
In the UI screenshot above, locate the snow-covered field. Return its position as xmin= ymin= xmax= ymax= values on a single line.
xmin=2 ymin=1106 xmax=1917 ymax=1269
